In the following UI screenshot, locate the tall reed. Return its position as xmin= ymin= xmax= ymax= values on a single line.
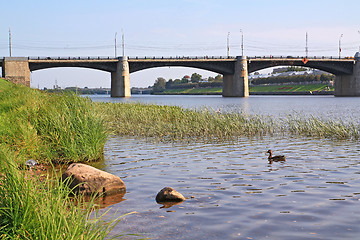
xmin=0 ymin=144 xmax=128 ymax=240
xmin=95 ymin=102 xmax=359 ymax=141
xmin=0 ymin=79 xmax=107 ymax=164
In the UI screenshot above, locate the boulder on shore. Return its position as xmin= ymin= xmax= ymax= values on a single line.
xmin=62 ymin=163 xmax=126 ymax=195
xmin=155 ymin=187 xmax=186 ymax=203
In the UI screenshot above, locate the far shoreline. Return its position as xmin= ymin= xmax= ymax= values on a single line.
xmin=150 ymin=91 xmax=334 ymax=96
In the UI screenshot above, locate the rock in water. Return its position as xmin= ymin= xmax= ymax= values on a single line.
xmin=62 ymin=163 xmax=126 ymax=195
xmin=155 ymin=187 xmax=186 ymax=203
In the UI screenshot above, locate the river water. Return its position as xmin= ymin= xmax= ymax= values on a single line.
xmin=88 ymin=95 xmax=360 ymax=240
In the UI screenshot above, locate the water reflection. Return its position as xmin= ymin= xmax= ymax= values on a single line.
xmin=87 ymin=94 xmax=360 ymax=122
xmin=99 ymin=135 xmax=360 ymax=240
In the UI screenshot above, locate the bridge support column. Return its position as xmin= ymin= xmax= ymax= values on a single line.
xmin=111 ymin=57 xmax=130 ymax=97
xmin=335 ymin=57 xmax=360 ymax=97
xmin=222 ymin=56 xmax=249 ymax=97
xmin=2 ymin=57 xmax=30 ymax=87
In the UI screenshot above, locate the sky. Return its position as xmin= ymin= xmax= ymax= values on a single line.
xmin=0 ymin=0 xmax=359 ymax=88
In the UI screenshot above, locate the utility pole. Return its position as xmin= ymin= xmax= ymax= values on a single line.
xmin=227 ymin=32 xmax=230 ymax=57
xmin=305 ymin=32 xmax=308 ymax=58
xmin=240 ymin=29 xmax=244 ymax=56
xmin=115 ymin=32 xmax=117 ymax=57
xmin=122 ymin=29 xmax=125 ymax=57
xmin=358 ymin=30 xmax=360 ymax=52
xmin=9 ymin=28 xmax=12 ymax=57
xmin=339 ymin=34 xmax=343 ymax=58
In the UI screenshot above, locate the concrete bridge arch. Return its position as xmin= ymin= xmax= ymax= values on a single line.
xmin=247 ymin=58 xmax=354 ymax=75
xmin=2 ymin=54 xmax=359 ymax=97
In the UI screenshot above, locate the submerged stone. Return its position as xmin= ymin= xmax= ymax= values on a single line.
xmin=62 ymin=163 xmax=126 ymax=195
xmin=156 ymin=187 xmax=186 ymax=203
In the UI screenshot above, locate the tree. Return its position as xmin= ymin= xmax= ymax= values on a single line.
xmin=165 ymin=78 xmax=173 ymax=89
xmin=173 ymin=79 xmax=181 ymax=84
xmin=190 ymin=73 xmax=202 ymax=83
xmin=214 ymin=74 xmax=223 ymax=82
xmin=153 ymin=77 xmax=166 ymax=92
xmin=208 ymin=76 xmax=215 ymax=82
xmin=181 ymin=75 xmax=190 ymax=83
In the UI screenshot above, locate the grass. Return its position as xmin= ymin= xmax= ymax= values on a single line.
xmin=0 ymin=77 xmax=357 ymax=239
xmin=0 ymin=79 xmax=135 ymax=239
xmin=161 ymin=88 xmax=222 ymax=94
xmin=95 ymin=102 xmax=359 ymax=141
xmin=0 ymin=144 xmax=131 ymax=240
xmin=250 ymin=83 xmax=333 ymax=92
xmin=158 ymin=84 xmax=333 ymax=95
xmin=0 ymin=78 xmax=107 ymax=165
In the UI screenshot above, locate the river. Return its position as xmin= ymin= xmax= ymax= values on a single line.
xmin=88 ymin=95 xmax=360 ymax=240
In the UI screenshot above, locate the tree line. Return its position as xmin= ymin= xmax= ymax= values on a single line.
xmin=251 ymin=73 xmax=334 ymax=85
xmin=152 ymin=72 xmax=335 ymax=93
xmin=153 ymin=73 xmax=223 ymax=92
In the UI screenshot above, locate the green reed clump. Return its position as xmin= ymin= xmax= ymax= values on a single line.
xmin=0 ymin=79 xmax=106 ymax=164
xmin=0 ymin=144 xmax=127 ymax=240
xmin=284 ymin=115 xmax=360 ymax=140
xmin=95 ymin=102 xmax=277 ymax=140
xmin=95 ymin=102 xmax=359 ymax=141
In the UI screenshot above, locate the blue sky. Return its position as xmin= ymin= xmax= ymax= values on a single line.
xmin=1 ymin=0 xmax=359 ymax=88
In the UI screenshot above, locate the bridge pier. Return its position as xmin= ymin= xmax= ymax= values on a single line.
xmin=222 ymin=56 xmax=249 ymax=97
xmin=335 ymin=55 xmax=360 ymax=97
xmin=2 ymin=57 xmax=30 ymax=87
xmin=111 ymin=57 xmax=131 ymax=97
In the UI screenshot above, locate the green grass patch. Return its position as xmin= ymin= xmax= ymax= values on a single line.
xmin=161 ymin=88 xmax=222 ymax=94
xmin=250 ymin=83 xmax=333 ymax=92
xmin=157 ymin=84 xmax=333 ymax=95
xmin=0 ymin=78 xmax=107 ymax=165
xmin=0 ymin=144 xmax=130 ymax=239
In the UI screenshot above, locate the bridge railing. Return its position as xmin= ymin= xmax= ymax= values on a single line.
xmin=247 ymin=55 xmax=354 ymax=60
xmin=128 ymin=56 xmax=237 ymax=60
xmin=26 ymin=55 xmax=355 ymax=61
xmin=28 ymin=56 xmax=119 ymax=60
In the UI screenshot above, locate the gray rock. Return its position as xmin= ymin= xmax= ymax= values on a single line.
xmin=62 ymin=163 xmax=126 ymax=195
xmin=25 ymin=159 xmax=38 ymax=168
xmin=155 ymin=187 xmax=186 ymax=203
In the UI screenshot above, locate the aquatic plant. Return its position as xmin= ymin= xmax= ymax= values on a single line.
xmin=95 ymin=102 xmax=359 ymax=141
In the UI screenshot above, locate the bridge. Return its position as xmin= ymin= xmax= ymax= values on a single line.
xmin=1 ymin=53 xmax=359 ymax=97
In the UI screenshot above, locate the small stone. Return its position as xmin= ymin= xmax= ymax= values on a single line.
xmin=155 ymin=187 xmax=186 ymax=203
xmin=25 ymin=159 xmax=38 ymax=168
xmin=61 ymin=163 xmax=126 ymax=195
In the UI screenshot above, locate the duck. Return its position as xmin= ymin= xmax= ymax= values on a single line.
xmin=266 ymin=150 xmax=286 ymax=163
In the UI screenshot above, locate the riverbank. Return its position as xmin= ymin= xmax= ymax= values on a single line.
xmin=155 ymin=83 xmax=334 ymax=95
xmin=0 ymin=78 xmax=357 ymax=239
xmin=0 ymin=78 xmax=123 ymax=239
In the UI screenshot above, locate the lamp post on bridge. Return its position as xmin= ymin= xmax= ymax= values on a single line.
xmin=339 ymin=33 xmax=343 ymax=59
xmin=227 ymin=32 xmax=230 ymax=57
xmin=358 ymin=30 xmax=360 ymax=52
xmin=115 ymin=32 xmax=117 ymax=57
xmin=240 ymin=29 xmax=244 ymax=57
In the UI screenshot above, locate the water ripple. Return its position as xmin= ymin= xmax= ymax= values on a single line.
xmin=102 ymin=135 xmax=360 ymax=240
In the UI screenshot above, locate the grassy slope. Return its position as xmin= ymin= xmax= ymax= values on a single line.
xmin=0 ymin=79 xmax=129 ymax=239
xmin=159 ymin=84 xmax=333 ymax=94
xmin=250 ymin=83 xmax=333 ymax=92
xmin=0 ymin=78 xmax=106 ymax=164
